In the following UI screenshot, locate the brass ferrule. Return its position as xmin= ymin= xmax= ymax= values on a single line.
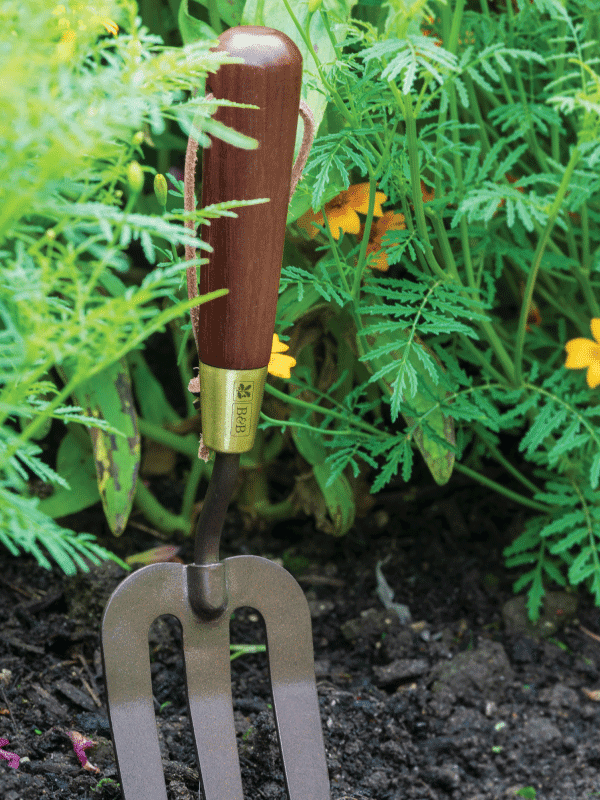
xmin=199 ymin=363 xmax=268 ymax=453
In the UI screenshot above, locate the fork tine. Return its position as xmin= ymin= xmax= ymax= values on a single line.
xmin=180 ymin=586 xmax=244 ymax=800
xmin=226 ymin=556 xmax=330 ymax=800
xmin=102 ymin=564 xmax=183 ymax=800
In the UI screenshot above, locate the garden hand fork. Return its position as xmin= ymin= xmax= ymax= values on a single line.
xmin=101 ymin=26 xmax=330 ymax=800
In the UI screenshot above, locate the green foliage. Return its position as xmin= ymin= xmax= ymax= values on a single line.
xmin=5 ymin=0 xmax=600 ymax=622
xmin=0 ymin=0 xmax=259 ymax=573
xmin=258 ymin=0 xmax=600 ymax=620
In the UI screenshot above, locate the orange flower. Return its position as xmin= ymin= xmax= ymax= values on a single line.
xmin=362 ymin=211 xmax=407 ymax=272
xmin=565 ymin=319 xmax=600 ymax=388
xmin=297 ymin=183 xmax=386 ymax=240
xmin=268 ymin=334 xmax=296 ymax=379
xmin=421 ymin=16 xmax=442 ymax=46
xmin=420 ymin=179 xmax=435 ymax=203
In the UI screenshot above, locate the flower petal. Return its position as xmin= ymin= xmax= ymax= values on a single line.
xmin=587 ymin=360 xmax=600 ymax=388
xmin=346 ymin=183 xmax=370 ymax=208
xmin=271 ymin=334 xmax=289 ymax=354
xmin=565 ymin=338 xmax=597 ymax=369
xmin=350 ymin=184 xmax=387 ymax=216
xmin=367 ymin=250 xmax=389 ymax=271
xmin=591 ymin=318 xmax=600 ymax=344
xmin=565 ymin=339 xmax=600 ymax=369
xmin=268 ymin=352 xmax=296 ymax=379
xmin=297 ymin=209 xmax=324 ymax=238
xmin=327 ymin=207 xmax=360 ymax=237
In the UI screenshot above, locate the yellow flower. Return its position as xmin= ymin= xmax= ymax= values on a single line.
xmin=297 ymin=183 xmax=386 ymax=240
xmin=268 ymin=334 xmax=296 ymax=379
xmin=363 ymin=211 xmax=406 ymax=272
xmin=96 ymin=16 xmax=119 ymax=36
xmin=57 ymin=29 xmax=77 ymax=61
xmin=54 ymin=5 xmax=119 ymax=60
xmin=565 ymin=319 xmax=600 ymax=388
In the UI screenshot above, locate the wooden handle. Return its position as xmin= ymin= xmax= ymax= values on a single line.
xmin=199 ymin=26 xmax=302 ymax=370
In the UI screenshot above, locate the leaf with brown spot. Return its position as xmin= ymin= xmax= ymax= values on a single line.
xmin=60 ymin=360 xmax=140 ymax=536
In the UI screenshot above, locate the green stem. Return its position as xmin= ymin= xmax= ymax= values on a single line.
xmin=206 ymin=0 xmax=223 ymax=33
xmin=458 ymin=337 xmax=507 ymax=383
xmin=134 ymin=478 xmax=190 ymax=536
xmin=321 ymin=214 xmax=351 ymax=297
xmin=475 ymin=427 xmax=542 ymax=495
xmin=401 ymin=95 xmax=447 ymax=280
xmin=281 ymin=0 xmax=353 ymax=127
xmin=514 ymin=146 xmax=581 ymax=385
xmin=180 ymin=455 xmax=204 ymax=521
xmin=263 ymin=383 xmax=384 ymax=437
xmin=137 ymin=417 xmax=199 ymax=458
xmin=454 ymin=463 xmax=553 ymax=513
xmin=352 ymin=175 xmax=379 ymax=298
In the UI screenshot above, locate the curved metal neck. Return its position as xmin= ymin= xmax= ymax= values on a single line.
xmin=193 ymin=451 xmax=241 ymax=566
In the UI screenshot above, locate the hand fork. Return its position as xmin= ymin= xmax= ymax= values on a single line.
xmin=101 ymin=26 xmax=330 ymax=800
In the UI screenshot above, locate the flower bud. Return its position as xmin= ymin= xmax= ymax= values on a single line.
xmin=132 ymin=131 xmax=145 ymax=146
xmin=308 ymin=0 xmax=322 ymax=12
xmin=127 ymin=161 xmax=144 ymax=194
xmin=154 ymin=173 xmax=168 ymax=208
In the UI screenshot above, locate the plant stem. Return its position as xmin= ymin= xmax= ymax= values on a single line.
xmin=263 ymin=383 xmax=385 ymax=437
xmin=352 ymin=175 xmax=379 ymax=298
xmin=134 ymin=478 xmax=190 ymax=536
xmin=401 ymin=95 xmax=447 ymax=280
xmin=453 ymin=463 xmax=553 ymax=513
xmin=137 ymin=417 xmax=199 ymax=458
xmin=514 ymin=146 xmax=580 ymax=385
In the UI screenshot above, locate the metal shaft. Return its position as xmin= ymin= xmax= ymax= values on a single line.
xmin=193 ymin=451 xmax=240 ymax=566
xmin=187 ymin=452 xmax=240 ymax=618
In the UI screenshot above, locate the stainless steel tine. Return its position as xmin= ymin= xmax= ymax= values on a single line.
xmin=180 ymin=576 xmax=244 ymax=800
xmin=225 ymin=556 xmax=330 ymax=800
xmin=102 ymin=563 xmax=244 ymax=800
xmin=102 ymin=564 xmax=180 ymax=800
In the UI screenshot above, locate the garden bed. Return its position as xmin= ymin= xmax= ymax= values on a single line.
xmin=1 ymin=474 xmax=599 ymax=800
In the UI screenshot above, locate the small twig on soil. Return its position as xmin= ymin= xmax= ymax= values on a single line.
xmin=78 ymin=672 xmax=102 ymax=708
xmin=297 ymin=575 xmax=346 ymax=587
xmin=76 ymin=653 xmax=102 ymax=707
xmin=0 ymin=575 xmax=35 ymax=599
xmin=579 ymin=623 xmax=600 ymax=643
xmin=127 ymin=519 xmax=171 ymax=541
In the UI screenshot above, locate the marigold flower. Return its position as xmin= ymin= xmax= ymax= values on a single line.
xmin=268 ymin=334 xmax=296 ymax=379
xmin=421 ymin=16 xmax=443 ymax=46
xmin=420 ymin=179 xmax=435 ymax=203
xmin=565 ymin=319 xmax=600 ymax=388
xmin=362 ymin=211 xmax=406 ymax=272
xmin=54 ymin=6 xmax=118 ymax=61
xmin=297 ymin=183 xmax=386 ymax=240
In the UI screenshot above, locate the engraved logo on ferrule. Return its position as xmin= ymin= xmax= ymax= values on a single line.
xmin=233 ymin=381 xmax=254 ymax=438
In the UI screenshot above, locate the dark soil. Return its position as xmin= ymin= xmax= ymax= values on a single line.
xmin=1 ymin=475 xmax=600 ymax=800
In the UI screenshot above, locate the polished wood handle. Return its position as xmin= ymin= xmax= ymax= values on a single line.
xmin=199 ymin=26 xmax=302 ymax=370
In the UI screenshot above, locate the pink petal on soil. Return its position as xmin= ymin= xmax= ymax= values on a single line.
xmin=0 ymin=738 xmax=20 ymax=769
xmin=66 ymin=730 xmax=100 ymax=773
